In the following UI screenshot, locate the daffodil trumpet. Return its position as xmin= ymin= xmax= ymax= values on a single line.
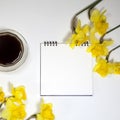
xmin=71 ymin=0 xmax=102 ymax=33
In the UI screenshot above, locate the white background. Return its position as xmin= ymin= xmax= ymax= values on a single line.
xmin=0 ymin=0 xmax=120 ymax=120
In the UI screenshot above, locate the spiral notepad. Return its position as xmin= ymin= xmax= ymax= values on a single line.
xmin=40 ymin=41 xmax=93 ymax=96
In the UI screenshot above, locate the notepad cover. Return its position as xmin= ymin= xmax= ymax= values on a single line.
xmin=40 ymin=43 xmax=93 ymax=96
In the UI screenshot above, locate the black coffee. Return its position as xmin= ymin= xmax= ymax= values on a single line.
xmin=0 ymin=32 xmax=23 ymax=66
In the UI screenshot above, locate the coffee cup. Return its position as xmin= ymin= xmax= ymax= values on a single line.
xmin=0 ymin=29 xmax=28 ymax=71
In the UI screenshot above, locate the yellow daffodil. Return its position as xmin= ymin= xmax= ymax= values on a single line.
xmin=87 ymin=29 xmax=113 ymax=57
xmin=88 ymin=27 xmax=114 ymax=57
xmin=11 ymin=84 xmax=27 ymax=102
xmin=0 ymin=87 xmax=5 ymax=103
xmin=37 ymin=99 xmax=55 ymax=120
xmin=67 ymin=20 xmax=90 ymax=48
xmin=93 ymin=57 xmax=113 ymax=77
xmin=90 ymin=9 xmax=109 ymax=35
xmin=1 ymin=98 xmax=26 ymax=120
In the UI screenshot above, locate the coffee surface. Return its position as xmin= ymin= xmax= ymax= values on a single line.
xmin=0 ymin=33 xmax=22 ymax=65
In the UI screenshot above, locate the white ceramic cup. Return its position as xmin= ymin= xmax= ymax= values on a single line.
xmin=0 ymin=29 xmax=28 ymax=72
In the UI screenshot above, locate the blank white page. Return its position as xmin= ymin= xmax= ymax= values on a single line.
xmin=40 ymin=43 xmax=93 ymax=96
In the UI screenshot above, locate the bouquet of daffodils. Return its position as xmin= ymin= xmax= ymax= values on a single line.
xmin=67 ymin=0 xmax=120 ymax=77
xmin=0 ymin=85 xmax=55 ymax=120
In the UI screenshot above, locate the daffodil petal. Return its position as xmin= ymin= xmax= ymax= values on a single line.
xmin=103 ymin=39 xmax=114 ymax=46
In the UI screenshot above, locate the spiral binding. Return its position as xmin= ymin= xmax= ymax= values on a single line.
xmin=43 ymin=41 xmax=89 ymax=46
xmin=81 ymin=41 xmax=89 ymax=46
xmin=44 ymin=41 xmax=57 ymax=46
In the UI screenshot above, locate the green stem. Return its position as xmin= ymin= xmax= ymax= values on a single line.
xmin=0 ymin=103 xmax=3 ymax=108
xmin=26 ymin=114 xmax=36 ymax=120
xmin=106 ymin=45 xmax=120 ymax=62
xmin=71 ymin=0 xmax=102 ymax=33
xmin=100 ymin=25 xmax=120 ymax=43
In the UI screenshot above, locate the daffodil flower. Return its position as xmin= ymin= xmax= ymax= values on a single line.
xmin=36 ymin=99 xmax=55 ymax=120
xmin=90 ymin=9 xmax=109 ymax=35
xmin=87 ymin=28 xmax=113 ymax=57
xmin=11 ymin=84 xmax=27 ymax=103
xmin=93 ymin=57 xmax=114 ymax=77
xmin=67 ymin=20 xmax=90 ymax=48
xmin=1 ymin=98 xmax=26 ymax=120
xmin=87 ymin=40 xmax=113 ymax=57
